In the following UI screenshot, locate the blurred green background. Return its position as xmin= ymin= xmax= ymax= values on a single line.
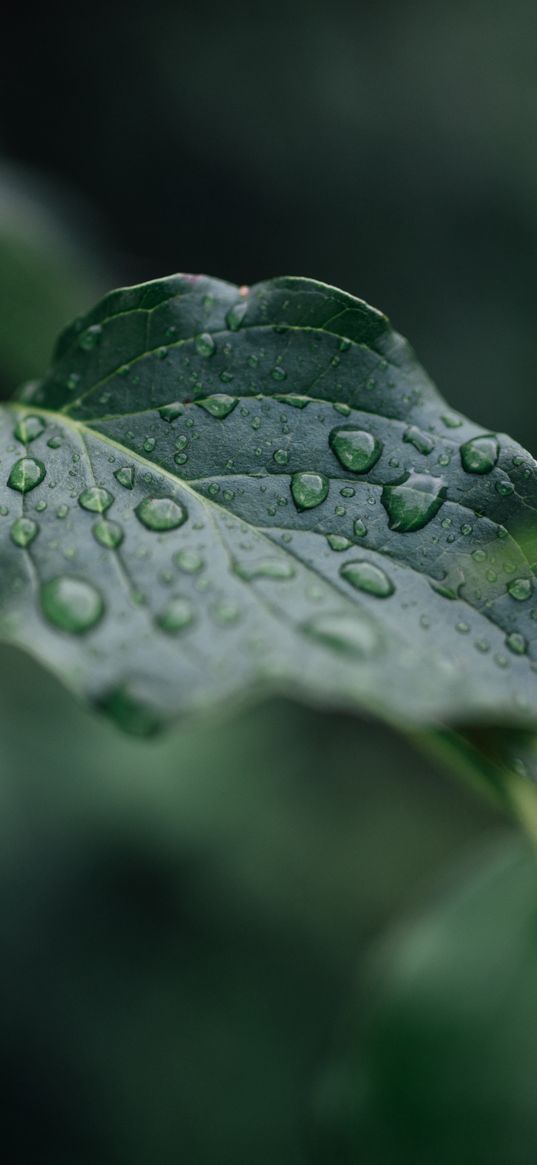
xmin=1 ymin=1 xmax=537 ymax=1161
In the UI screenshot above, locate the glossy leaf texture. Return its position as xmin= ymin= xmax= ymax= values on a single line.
xmin=1 ymin=273 xmax=537 ymax=733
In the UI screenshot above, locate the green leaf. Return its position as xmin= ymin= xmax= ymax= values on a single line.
xmin=316 ymin=838 xmax=537 ymax=1165
xmin=1 ymin=273 xmax=537 ymax=733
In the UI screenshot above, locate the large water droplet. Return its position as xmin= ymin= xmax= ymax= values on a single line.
xmin=136 ymin=496 xmax=188 ymax=531
xmin=303 ymin=611 xmax=380 ymax=658
xmin=114 ymin=466 xmax=135 ymax=490
xmin=340 ymin=559 xmax=394 ymax=598
xmin=291 ymin=471 xmax=329 ymax=511
xmin=382 ymin=472 xmax=446 ymax=532
xmin=41 ymin=575 xmax=104 ymax=634
xmin=10 ymin=516 xmax=39 ymax=547
xmin=197 ymin=394 xmax=237 ymax=418
xmin=329 ymin=428 xmax=382 ymax=473
xmin=195 ymin=332 xmax=216 ymax=357
xmin=460 ymin=434 xmax=499 ymax=474
xmin=155 ymin=597 xmax=194 ymax=633
xmin=233 ymin=558 xmax=295 ymax=581
xmin=8 ymin=457 xmax=46 ymax=493
xmin=14 ymin=415 xmax=45 ymax=444
xmin=78 ymin=486 xmax=114 ymax=513
xmin=92 ymin=519 xmax=124 ymax=549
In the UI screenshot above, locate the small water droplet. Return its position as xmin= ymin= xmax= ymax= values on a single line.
xmin=156 ymin=346 xmax=168 ymax=360
xmin=333 ymin=402 xmax=351 ymax=416
xmin=10 ymin=516 xmax=38 ymax=547
xmin=441 ymin=412 xmax=463 ymax=429
xmin=92 ymin=519 xmax=124 ymax=549
xmin=508 ymin=578 xmax=532 ymax=601
xmin=78 ymin=486 xmax=114 ymax=513
xmin=233 ymin=558 xmax=295 ymax=581
xmin=340 ymin=559 xmax=394 ymax=598
xmin=495 ymin=480 xmax=515 ymax=497
xmin=197 ymin=394 xmax=237 ymax=418
xmin=338 ymin=337 xmax=352 ymax=352
xmin=195 ymin=332 xmax=216 ymax=357
xmin=79 ymin=323 xmax=102 ymax=351
xmin=56 ymin=504 xmax=69 ymax=519
xmin=14 ymin=415 xmax=45 ymax=444
xmin=456 ymin=621 xmax=470 ymax=634
xmin=175 ymin=452 xmax=188 ymax=466
xmin=41 ymin=575 xmax=104 ymax=634
xmin=273 ymin=448 xmax=289 ymax=466
xmin=174 ymin=548 xmax=204 ymax=573
xmin=7 ymin=457 xmax=46 ymax=493
xmin=330 ymin=428 xmax=382 ymax=473
xmin=114 ymin=466 xmax=134 ymax=490
xmin=47 ymin=435 xmax=63 ymax=449
xmin=303 ymin=611 xmax=379 ymax=657
xmin=460 ymin=434 xmax=499 ymax=474
xmin=226 ymin=301 xmax=248 ymax=331
xmin=211 ymin=600 xmax=240 ymax=625
xmin=155 ymin=597 xmax=194 ymax=633
xmin=327 ymin=534 xmax=352 ymax=551
xmin=291 ymin=471 xmax=329 ymax=511
xmin=354 ymin=519 xmax=368 ymax=537
xmin=403 ymin=426 xmax=435 ymax=455
xmin=382 ymin=472 xmax=446 ymax=532
xmin=506 ymin=631 xmax=527 ymax=655
xmin=475 ymin=637 xmax=490 ymax=653
xmin=275 ymin=394 xmax=310 ymax=408
xmin=66 ymin=372 xmax=81 ymax=391
xmin=159 ymin=402 xmax=183 ymax=422
xmin=143 ymin=437 xmax=156 ymax=453
xmin=136 ymin=496 xmax=188 ymax=531
xmin=271 ymin=366 xmax=287 ymax=382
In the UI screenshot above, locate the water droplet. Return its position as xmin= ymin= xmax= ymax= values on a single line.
xmin=233 ymin=558 xmax=295 ymax=581
xmin=353 ymin=519 xmax=368 ymax=538
xmin=47 ymin=435 xmax=63 ymax=449
xmin=475 ymin=637 xmax=490 ymax=653
xmin=460 ymin=434 xmax=499 ymax=474
xmin=78 ymin=486 xmax=114 ymax=513
xmin=273 ymin=448 xmax=289 ymax=466
xmin=174 ymin=548 xmax=204 ymax=573
xmin=338 ymin=337 xmax=352 ymax=352
xmin=155 ymin=597 xmax=194 ymax=633
xmin=10 ymin=517 xmax=38 ymax=547
xmin=303 ymin=611 xmax=379 ymax=657
xmin=92 ymin=519 xmax=124 ymax=549
xmin=472 ymin=549 xmax=486 ymax=562
xmin=56 ymin=505 xmax=69 ymax=519
xmin=461 ymin=523 xmax=473 ymax=536
xmin=175 ymin=452 xmax=188 ymax=466
xmin=143 ymin=437 xmax=156 ymax=453
xmin=159 ymin=402 xmax=183 ymax=422
xmin=156 ymin=346 xmax=168 ymax=360
xmin=66 ymin=372 xmax=81 ymax=391
xmin=340 ymin=559 xmax=394 ymax=598
xmin=197 ymin=394 xmax=237 ymax=418
xmin=441 ymin=412 xmax=463 ymax=429
xmin=14 ymin=415 xmax=45 ymax=444
xmin=275 ymin=394 xmax=310 ymax=409
xmin=195 ymin=332 xmax=216 ymax=357
xmin=326 ymin=534 xmax=352 ymax=551
xmin=211 ymin=600 xmax=240 ymax=625
xmin=506 ymin=631 xmax=527 ymax=655
xmin=7 ymin=457 xmax=46 ymax=493
xmin=79 ymin=323 xmax=102 ymax=351
xmin=41 ymin=575 xmax=104 ymax=634
xmin=333 ymin=402 xmax=351 ymax=416
xmin=456 ymin=621 xmax=470 ymax=634
xmin=271 ymin=366 xmax=287 ymax=382
xmin=135 ymin=496 xmax=188 ymax=531
xmin=496 ymin=480 xmax=515 ymax=497
xmin=403 ymin=426 xmax=435 ymax=455
xmin=114 ymin=466 xmax=134 ymax=490
xmin=329 ymin=428 xmax=382 ymax=473
xmin=291 ymin=471 xmax=329 ymax=511
xmin=508 ymin=578 xmax=532 ymax=601
xmin=226 ymin=301 xmax=248 ymax=331
xmin=382 ymin=472 xmax=446 ymax=532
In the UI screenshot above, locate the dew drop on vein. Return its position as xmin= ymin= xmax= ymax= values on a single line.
xmin=78 ymin=487 xmax=114 ymax=513
xmin=14 ymin=415 xmax=45 ymax=444
xmin=197 ymin=394 xmax=237 ymax=418
xmin=382 ymin=472 xmax=446 ymax=532
xmin=135 ymin=497 xmax=188 ymax=531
